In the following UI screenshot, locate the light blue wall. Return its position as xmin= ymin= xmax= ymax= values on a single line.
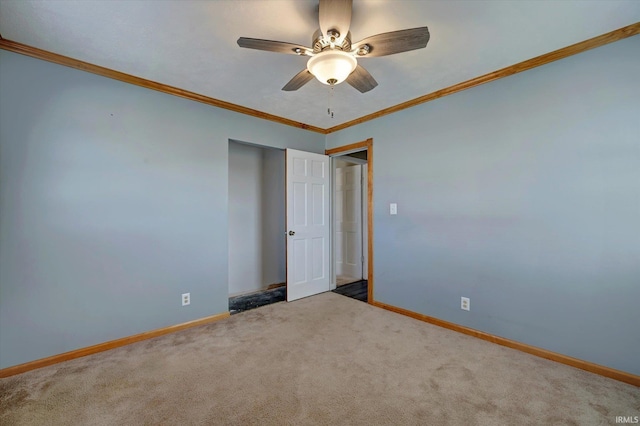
xmin=0 ymin=50 xmax=324 ymax=369
xmin=2 ymin=35 xmax=639 ymax=375
xmin=327 ymin=36 xmax=640 ymax=375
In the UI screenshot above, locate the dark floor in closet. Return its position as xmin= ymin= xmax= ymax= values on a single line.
xmin=332 ymin=280 xmax=368 ymax=302
xmin=229 ymin=280 xmax=368 ymax=314
xmin=229 ymin=287 xmax=285 ymax=315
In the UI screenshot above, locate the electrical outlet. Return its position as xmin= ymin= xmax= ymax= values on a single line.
xmin=461 ymin=297 xmax=470 ymax=311
xmin=182 ymin=292 xmax=190 ymax=306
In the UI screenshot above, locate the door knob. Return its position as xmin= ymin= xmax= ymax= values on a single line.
xmin=288 ymin=230 xmax=295 ymax=236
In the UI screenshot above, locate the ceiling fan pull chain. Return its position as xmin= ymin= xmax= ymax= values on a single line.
xmin=327 ymin=85 xmax=335 ymax=118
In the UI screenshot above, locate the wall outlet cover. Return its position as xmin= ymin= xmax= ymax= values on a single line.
xmin=461 ymin=297 xmax=470 ymax=311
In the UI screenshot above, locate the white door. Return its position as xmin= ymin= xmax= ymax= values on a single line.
xmin=335 ymin=164 xmax=363 ymax=280
xmin=286 ymin=149 xmax=330 ymax=301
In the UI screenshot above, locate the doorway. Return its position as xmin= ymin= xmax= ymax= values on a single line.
xmin=227 ymin=139 xmax=373 ymax=311
xmin=326 ymin=139 xmax=374 ymax=304
xmin=228 ymin=141 xmax=286 ymax=299
xmin=333 ymin=156 xmax=367 ymax=286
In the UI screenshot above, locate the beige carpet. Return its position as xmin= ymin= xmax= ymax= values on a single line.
xmin=1 ymin=293 xmax=638 ymax=425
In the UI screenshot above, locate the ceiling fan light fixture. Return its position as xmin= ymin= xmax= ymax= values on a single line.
xmin=307 ymin=50 xmax=357 ymax=86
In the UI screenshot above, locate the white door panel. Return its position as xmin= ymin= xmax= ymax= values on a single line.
xmin=286 ymin=149 xmax=330 ymax=301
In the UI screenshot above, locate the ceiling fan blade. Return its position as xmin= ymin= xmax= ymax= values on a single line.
xmin=346 ymin=65 xmax=378 ymax=93
xmin=352 ymin=27 xmax=430 ymax=57
xmin=237 ymin=37 xmax=312 ymax=56
xmin=319 ymin=0 xmax=352 ymax=43
xmin=282 ymin=69 xmax=315 ymax=91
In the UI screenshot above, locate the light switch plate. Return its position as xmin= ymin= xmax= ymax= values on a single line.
xmin=390 ymin=203 xmax=397 ymax=215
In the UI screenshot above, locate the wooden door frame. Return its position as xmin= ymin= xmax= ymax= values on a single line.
xmin=326 ymin=138 xmax=374 ymax=304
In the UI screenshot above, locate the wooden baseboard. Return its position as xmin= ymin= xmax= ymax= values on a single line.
xmin=0 ymin=311 xmax=230 ymax=378
xmin=267 ymin=282 xmax=286 ymax=290
xmin=371 ymin=301 xmax=639 ymax=387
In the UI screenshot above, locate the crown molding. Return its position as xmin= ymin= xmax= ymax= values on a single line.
xmin=324 ymin=22 xmax=640 ymax=134
xmin=1 ymin=23 xmax=638 ymax=135
xmin=0 ymin=38 xmax=327 ymax=134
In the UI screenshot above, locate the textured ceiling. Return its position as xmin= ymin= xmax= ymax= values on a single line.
xmin=1 ymin=0 xmax=639 ymax=129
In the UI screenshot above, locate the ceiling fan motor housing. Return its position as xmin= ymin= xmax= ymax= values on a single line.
xmin=312 ymin=29 xmax=352 ymax=53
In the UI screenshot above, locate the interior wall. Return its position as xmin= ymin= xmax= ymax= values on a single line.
xmin=326 ymin=35 xmax=640 ymax=375
xmin=335 ymin=158 xmax=351 ymax=168
xmin=228 ymin=142 xmax=285 ymax=296
xmin=260 ymin=148 xmax=286 ymax=288
xmin=228 ymin=142 xmax=262 ymax=296
xmin=0 ymin=50 xmax=324 ymax=369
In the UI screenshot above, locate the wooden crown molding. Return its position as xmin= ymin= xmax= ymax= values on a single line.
xmin=1 ymin=23 xmax=638 ymax=135
xmin=372 ymin=300 xmax=640 ymax=387
xmin=0 ymin=38 xmax=327 ymax=135
xmin=324 ymin=22 xmax=640 ymax=133
xmin=0 ymin=311 xmax=230 ymax=378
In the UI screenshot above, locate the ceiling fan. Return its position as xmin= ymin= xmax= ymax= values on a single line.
xmin=237 ymin=0 xmax=430 ymax=93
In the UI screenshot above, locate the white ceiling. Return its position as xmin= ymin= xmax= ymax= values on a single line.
xmin=1 ymin=0 xmax=639 ymax=130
